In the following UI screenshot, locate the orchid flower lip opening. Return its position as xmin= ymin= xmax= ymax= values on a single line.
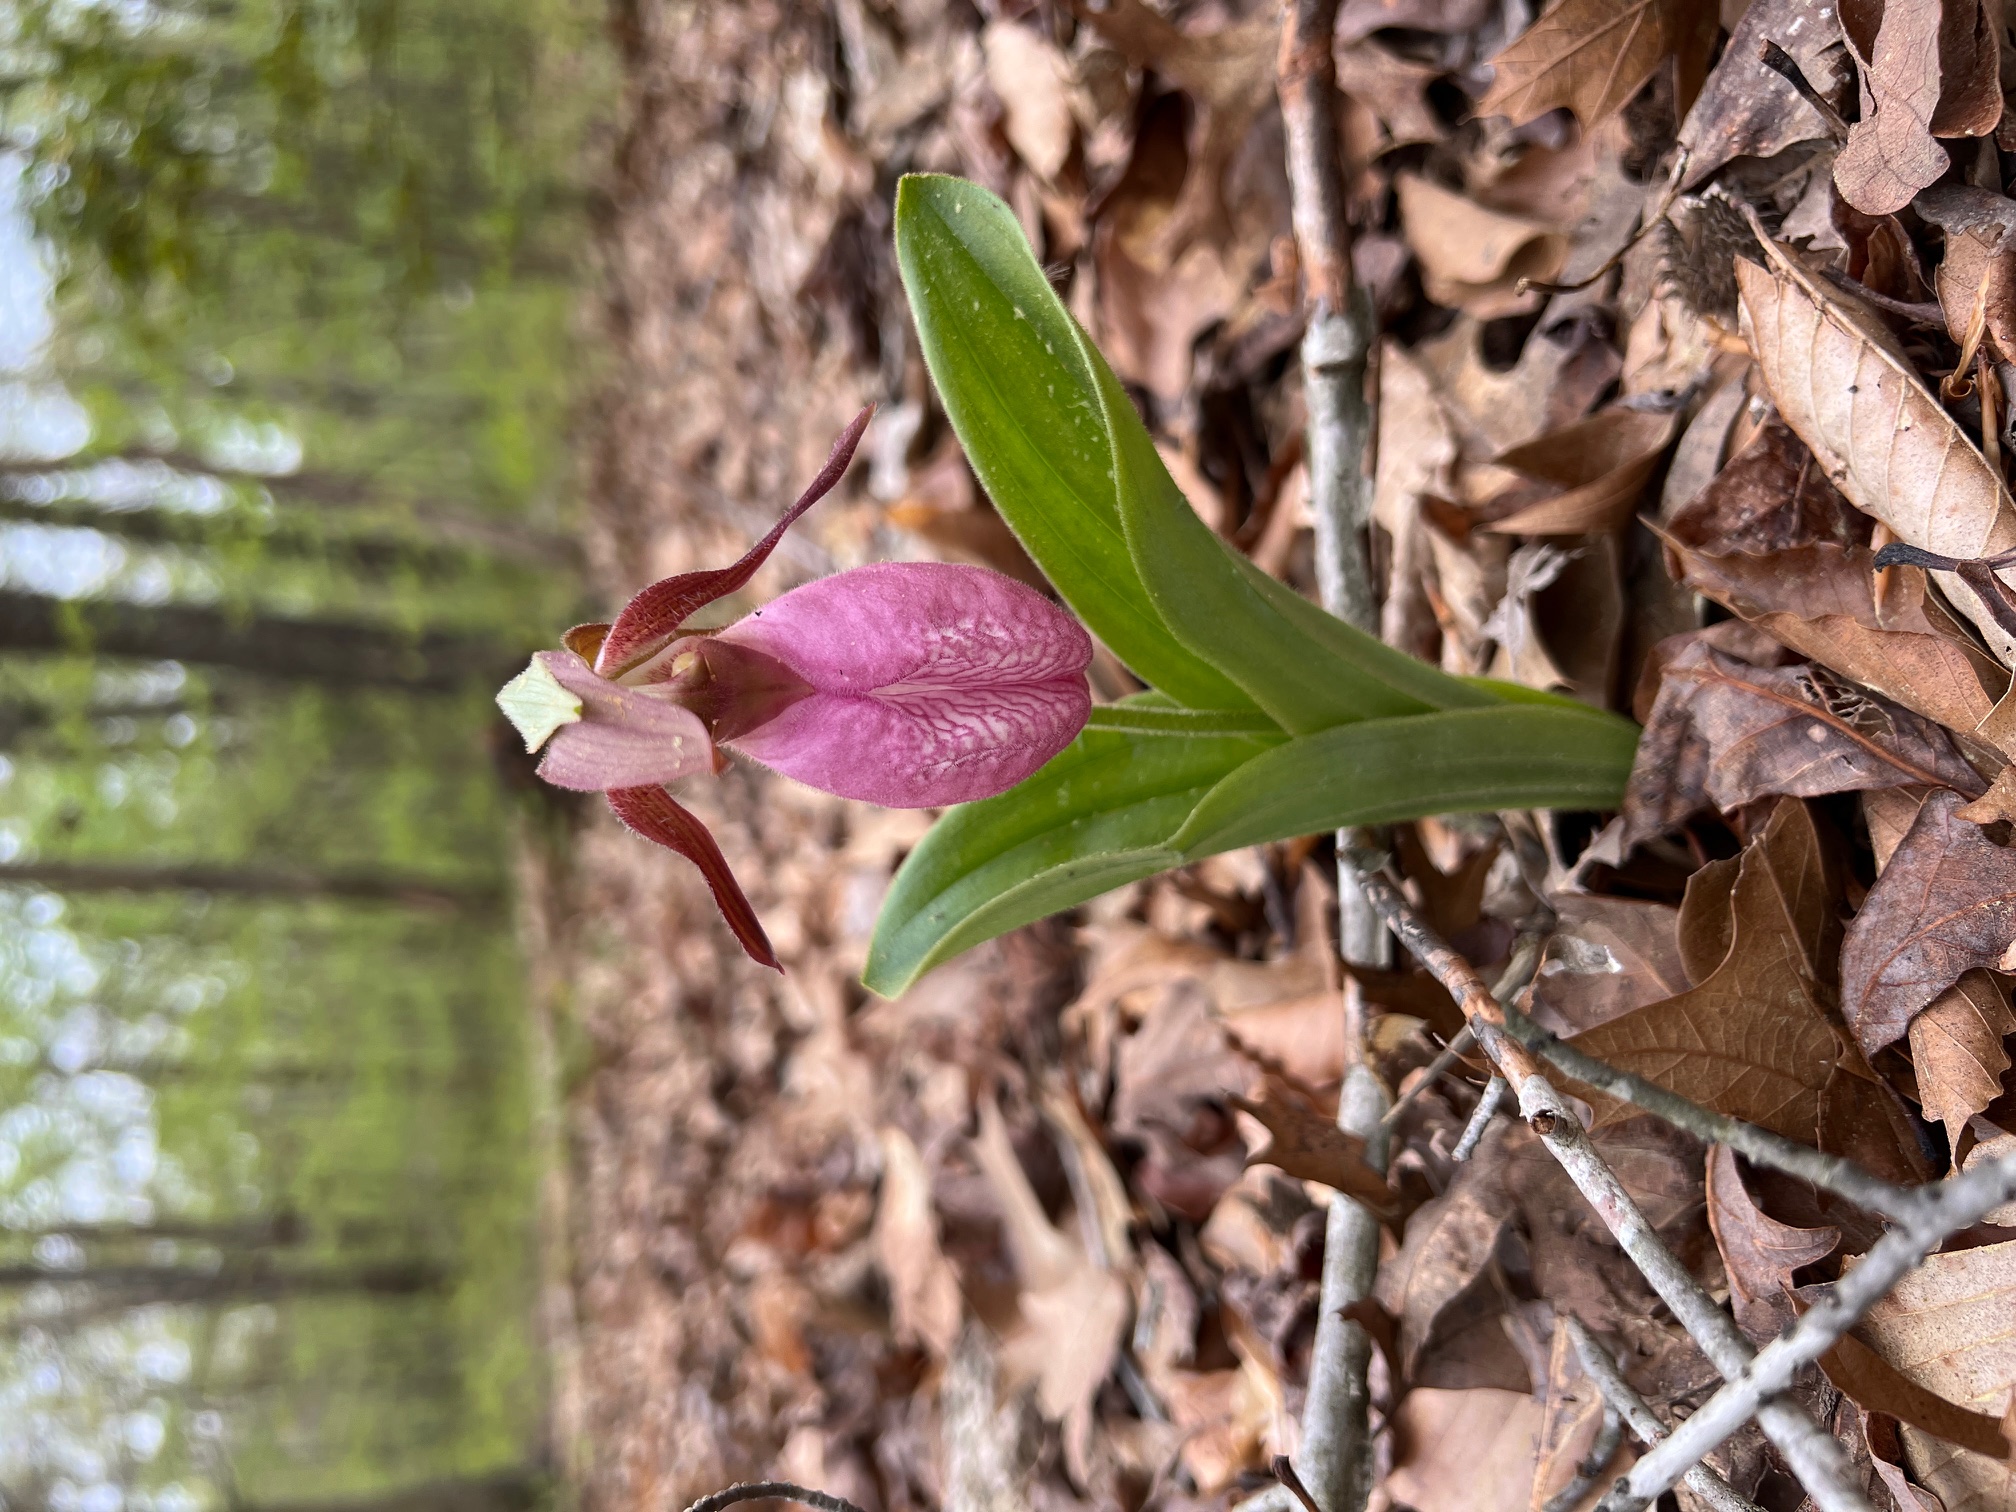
xmin=494 ymin=405 xmax=1094 ymax=970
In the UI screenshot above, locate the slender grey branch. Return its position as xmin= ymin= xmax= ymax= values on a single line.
xmin=1541 ymin=1405 xmax=1623 ymax=1512
xmin=1345 ymin=858 xmax=1872 ymax=1512
xmin=1597 ymin=1148 xmax=2016 ymax=1512
xmin=1565 ymin=1317 xmax=1766 ymax=1512
xmin=1296 ymin=1047 xmax=1389 ymax=1512
xmin=1503 ymin=1006 xmax=1919 ymax=1222
xmin=1279 ymin=3 xmax=1390 ymax=1507
xmin=1451 ymin=1076 xmax=1507 ymax=1162
xmin=1384 ymin=934 xmax=1543 ymax=1126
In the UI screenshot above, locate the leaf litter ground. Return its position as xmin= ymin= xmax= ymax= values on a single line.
xmin=536 ymin=2 xmax=2016 ymax=1509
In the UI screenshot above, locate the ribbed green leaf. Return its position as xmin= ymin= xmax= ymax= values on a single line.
xmin=1090 ymin=346 xmax=1513 ymax=728
xmin=893 ymin=174 xmax=1253 ymax=711
xmin=1170 ymin=704 xmax=1641 ymax=857
xmin=861 ymin=721 xmax=1277 ymax=996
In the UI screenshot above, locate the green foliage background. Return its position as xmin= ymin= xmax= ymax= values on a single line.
xmin=0 ymin=0 xmax=609 ymax=1504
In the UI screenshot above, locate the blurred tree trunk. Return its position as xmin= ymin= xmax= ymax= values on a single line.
xmin=0 ymin=588 xmax=517 ymax=688
xmin=0 ymin=859 xmax=502 ymax=910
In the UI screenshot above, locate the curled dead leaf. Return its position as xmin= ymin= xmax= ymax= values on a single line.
xmin=1482 ymin=406 xmax=1677 ymax=535
xmin=1705 ymin=1143 xmax=1840 ymax=1306
xmin=1396 ymin=174 xmax=1566 ymax=316
xmin=1620 ymin=634 xmax=1982 ymax=849
xmin=1834 ymin=0 xmax=1951 ymax=214
xmin=1841 ymin=787 xmax=2016 ymax=1056
xmin=1909 ymin=971 xmax=2016 ymax=1149
xmin=1736 ymin=241 xmax=2016 ymax=666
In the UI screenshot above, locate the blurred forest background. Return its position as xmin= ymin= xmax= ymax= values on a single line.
xmin=0 ymin=0 xmax=612 ymax=1505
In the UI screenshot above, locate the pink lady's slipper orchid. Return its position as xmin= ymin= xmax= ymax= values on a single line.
xmin=496 ymin=408 xmax=1092 ymax=969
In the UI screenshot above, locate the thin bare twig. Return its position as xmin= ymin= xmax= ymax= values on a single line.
xmin=1501 ymin=1008 xmax=1919 ymax=1222
xmin=1345 ymin=854 xmax=1873 ymax=1512
xmin=1758 ymin=41 xmax=1850 ymax=141
xmin=1384 ymin=934 xmax=1543 ymax=1126
xmin=1280 ymin=2 xmax=1388 ymax=1506
xmin=1451 ymin=1075 xmax=1507 ymax=1162
xmin=1596 ymin=1146 xmax=2016 ymax=1511
xmin=1565 ymin=1317 xmax=1766 ymax=1512
xmin=682 ymin=1484 xmax=868 ymax=1512
xmin=1540 ymin=1405 xmax=1623 ymax=1512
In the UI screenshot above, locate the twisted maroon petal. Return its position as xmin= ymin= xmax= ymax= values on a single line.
xmin=605 ymin=785 xmax=781 ymax=972
xmin=595 ymin=406 xmax=874 ymax=678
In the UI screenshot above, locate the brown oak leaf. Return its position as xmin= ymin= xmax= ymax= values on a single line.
xmin=1479 ymin=0 xmax=1718 ymax=127
xmin=1229 ymin=1084 xmax=1397 ymax=1218
xmin=1572 ymin=801 xmax=1851 ymax=1146
xmin=1705 ymin=1143 xmax=1838 ymax=1336
xmin=1841 ymin=788 xmax=2016 ymax=1056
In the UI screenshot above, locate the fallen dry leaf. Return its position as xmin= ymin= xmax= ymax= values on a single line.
xmin=1385 ymin=1387 xmax=1558 ymax=1512
xmin=1910 ymin=971 xmax=2016 ymax=1148
xmin=1737 ymin=239 xmax=2016 ymax=666
xmin=1841 ymin=788 xmax=2016 ymax=1056
xmin=1850 ymin=1236 xmax=2016 ymax=1500
xmin=876 ymin=1125 xmax=964 ymax=1359
xmin=1705 ymin=1142 xmax=1841 ymax=1306
xmin=1397 ymin=173 xmax=1566 ymax=317
xmin=1834 ymin=0 xmax=1951 ymax=214
xmin=970 ymin=1097 xmax=1130 ymax=1475
xmin=983 ymin=21 xmax=1075 ymax=182
xmin=1571 ymin=801 xmax=1859 ymax=1147
xmin=1070 ymin=0 xmax=1276 ymax=256
xmin=1704 ymin=1139 xmax=1845 ymax=1343
xmin=1528 ymin=894 xmax=1688 ymax=1036
xmin=1484 ymin=406 xmax=1677 ymax=535
xmin=1229 ymin=1083 xmax=1397 ymax=1217
xmin=1813 ymin=1327 xmax=2014 ymax=1462
xmin=1677 ymin=0 xmax=1851 ymax=184
xmin=1920 ymin=188 xmax=2016 ymax=365
xmin=1479 ymin=0 xmax=1719 ymax=127
xmin=1620 ymin=635 xmax=1982 ymax=849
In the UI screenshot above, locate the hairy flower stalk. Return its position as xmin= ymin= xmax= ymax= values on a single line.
xmin=496 ymin=408 xmax=1093 ymax=969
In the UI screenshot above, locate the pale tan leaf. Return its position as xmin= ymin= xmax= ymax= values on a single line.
xmin=875 ymin=1126 xmax=964 ymax=1359
xmin=1854 ymin=1236 xmax=2016 ymax=1508
xmin=1386 ymin=1388 xmax=1561 ymax=1512
xmin=1910 ymin=972 xmax=2016 ymax=1148
xmin=1479 ymin=0 xmax=1719 ymax=127
xmin=1736 ymin=247 xmax=2016 ymax=666
xmin=971 ymin=1099 xmax=1129 ymax=1433
xmin=982 ymin=22 xmax=1075 ymax=181
xmin=1834 ymin=0 xmax=1950 ymax=215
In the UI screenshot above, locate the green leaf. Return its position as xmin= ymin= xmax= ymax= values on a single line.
xmin=894 ymin=174 xmax=1253 ymax=711
xmin=1171 ymin=704 xmax=1641 ymax=857
xmin=1085 ymin=703 xmax=1282 ymax=736
xmin=861 ymin=721 xmax=1278 ymax=996
xmin=863 ymin=702 xmax=1639 ymax=997
xmin=1091 ymin=346 xmax=1509 ymax=728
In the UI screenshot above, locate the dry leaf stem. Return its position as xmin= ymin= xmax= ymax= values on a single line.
xmin=1595 ymin=1145 xmax=2016 ymax=1511
xmin=1564 ymin=1318 xmax=1766 ymax=1512
xmin=1346 ymin=855 xmax=1874 ymax=1512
